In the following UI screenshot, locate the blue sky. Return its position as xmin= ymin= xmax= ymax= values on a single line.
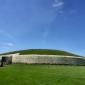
xmin=0 ymin=0 xmax=85 ymax=56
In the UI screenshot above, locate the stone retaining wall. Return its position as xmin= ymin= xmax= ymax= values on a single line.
xmin=11 ymin=54 xmax=85 ymax=65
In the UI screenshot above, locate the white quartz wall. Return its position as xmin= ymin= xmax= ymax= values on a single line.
xmin=12 ymin=55 xmax=85 ymax=65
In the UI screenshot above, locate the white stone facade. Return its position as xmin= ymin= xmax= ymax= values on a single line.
xmin=9 ymin=54 xmax=85 ymax=65
xmin=1 ymin=53 xmax=85 ymax=65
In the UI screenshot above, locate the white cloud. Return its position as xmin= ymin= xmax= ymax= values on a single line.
xmin=6 ymin=43 xmax=14 ymax=47
xmin=52 ymin=1 xmax=64 ymax=8
xmin=0 ymin=42 xmax=14 ymax=48
xmin=0 ymin=42 xmax=14 ymax=53
xmin=52 ymin=0 xmax=64 ymax=13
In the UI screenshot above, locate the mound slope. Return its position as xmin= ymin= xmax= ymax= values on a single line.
xmin=1 ymin=49 xmax=82 ymax=57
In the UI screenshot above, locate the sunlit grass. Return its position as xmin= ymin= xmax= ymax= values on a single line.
xmin=0 ymin=64 xmax=85 ymax=85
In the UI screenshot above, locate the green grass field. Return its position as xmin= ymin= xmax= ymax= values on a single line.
xmin=0 ymin=64 xmax=85 ymax=85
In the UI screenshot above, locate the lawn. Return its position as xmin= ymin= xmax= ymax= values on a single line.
xmin=0 ymin=64 xmax=85 ymax=85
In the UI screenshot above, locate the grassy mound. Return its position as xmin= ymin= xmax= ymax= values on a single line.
xmin=1 ymin=49 xmax=81 ymax=57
